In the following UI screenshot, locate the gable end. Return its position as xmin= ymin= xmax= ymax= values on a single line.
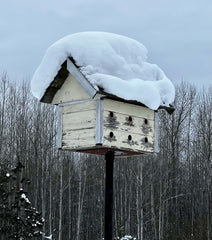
xmin=67 ymin=58 xmax=97 ymax=98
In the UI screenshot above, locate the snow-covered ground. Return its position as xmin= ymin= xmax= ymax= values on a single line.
xmin=31 ymin=32 xmax=175 ymax=110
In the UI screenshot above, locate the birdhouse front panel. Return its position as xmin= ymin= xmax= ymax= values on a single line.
xmin=61 ymin=100 xmax=96 ymax=150
xmin=102 ymin=99 xmax=155 ymax=153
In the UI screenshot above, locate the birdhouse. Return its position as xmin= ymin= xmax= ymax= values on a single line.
xmin=31 ymin=32 xmax=175 ymax=156
xmin=36 ymin=59 xmax=173 ymax=156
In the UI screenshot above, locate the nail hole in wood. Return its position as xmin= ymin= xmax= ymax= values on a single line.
xmin=129 ymin=116 xmax=132 ymax=122
xmin=144 ymin=119 xmax=148 ymax=124
xmin=128 ymin=135 xmax=132 ymax=141
xmin=109 ymin=111 xmax=114 ymax=117
xmin=109 ymin=132 xmax=114 ymax=138
xmin=145 ymin=137 xmax=148 ymax=143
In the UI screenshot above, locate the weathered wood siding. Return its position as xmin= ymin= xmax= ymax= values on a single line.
xmin=102 ymin=99 xmax=155 ymax=153
xmin=52 ymin=74 xmax=90 ymax=104
xmin=59 ymin=98 xmax=155 ymax=154
xmin=61 ymin=101 xmax=96 ymax=150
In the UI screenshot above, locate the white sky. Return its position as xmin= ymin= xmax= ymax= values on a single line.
xmin=0 ymin=0 xmax=211 ymax=88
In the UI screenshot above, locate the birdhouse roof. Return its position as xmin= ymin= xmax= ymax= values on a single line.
xmin=31 ymin=32 xmax=175 ymax=111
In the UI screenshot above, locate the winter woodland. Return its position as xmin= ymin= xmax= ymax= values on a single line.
xmin=0 ymin=74 xmax=211 ymax=239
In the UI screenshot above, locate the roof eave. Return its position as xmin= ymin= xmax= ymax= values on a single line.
xmin=40 ymin=58 xmax=175 ymax=114
xmin=98 ymin=90 xmax=175 ymax=114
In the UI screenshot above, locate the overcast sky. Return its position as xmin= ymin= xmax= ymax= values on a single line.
xmin=0 ymin=0 xmax=211 ymax=88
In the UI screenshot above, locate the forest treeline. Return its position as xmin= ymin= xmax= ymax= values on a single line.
xmin=0 ymin=74 xmax=211 ymax=240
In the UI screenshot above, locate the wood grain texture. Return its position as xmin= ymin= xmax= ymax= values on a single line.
xmin=61 ymin=101 xmax=96 ymax=150
xmin=62 ymin=128 xmax=96 ymax=149
xmin=62 ymin=100 xmax=96 ymax=114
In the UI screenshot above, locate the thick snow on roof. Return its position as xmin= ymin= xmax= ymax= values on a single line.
xmin=31 ymin=32 xmax=175 ymax=110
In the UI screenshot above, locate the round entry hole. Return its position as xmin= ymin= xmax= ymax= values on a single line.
xmin=110 ymin=111 xmax=114 ymax=117
xmin=144 ymin=137 xmax=148 ymax=143
xmin=128 ymin=116 xmax=132 ymax=122
xmin=128 ymin=135 xmax=132 ymax=141
xmin=144 ymin=119 xmax=148 ymax=124
xmin=109 ymin=132 xmax=114 ymax=138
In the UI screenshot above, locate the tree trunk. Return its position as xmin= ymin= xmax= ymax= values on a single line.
xmin=58 ymin=156 xmax=63 ymax=240
xmin=49 ymin=158 xmax=52 ymax=237
xmin=151 ymin=181 xmax=158 ymax=240
xmin=76 ymin=159 xmax=86 ymax=240
xmin=68 ymin=156 xmax=72 ymax=240
xmin=140 ymin=161 xmax=143 ymax=240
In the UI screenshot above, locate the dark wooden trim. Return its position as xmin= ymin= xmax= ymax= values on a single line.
xmin=41 ymin=61 xmax=69 ymax=103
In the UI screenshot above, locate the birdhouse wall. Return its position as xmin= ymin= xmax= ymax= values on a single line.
xmin=58 ymin=98 xmax=156 ymax=155
xmin=61 ymin=100 xmax=96 ymax=150
xmin=102 ymin=99 xmax=155 ymax=153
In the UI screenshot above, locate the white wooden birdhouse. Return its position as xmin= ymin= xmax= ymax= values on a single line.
xmin=31 ymin=32 xmax=175 ymax=156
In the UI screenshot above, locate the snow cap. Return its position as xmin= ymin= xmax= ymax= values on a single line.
xmin=31 ymin=32 xmax=175 ymax=110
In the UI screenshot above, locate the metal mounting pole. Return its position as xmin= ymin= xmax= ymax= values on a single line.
xmin=105 ymin=151 xmax=114 ymax=240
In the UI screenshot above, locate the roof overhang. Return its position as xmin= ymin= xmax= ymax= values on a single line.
xmin=40 ymin=58 xmax=175 ymax=114
xmin=98 ymin=91 xmax=175 ymax=114
xmin=40 ymin=61 xmax=69 ymax=103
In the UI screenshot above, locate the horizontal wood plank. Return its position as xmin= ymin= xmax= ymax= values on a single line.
xmin=61 ymin=100 xmax=96 ymax=150
xmin=62 ymin=128 xmax=96 ymax=149
xmin=62 ymin=100 xmax=96 ymax=114
xmin=104 ymin=99 xmax=154 ymax=120
xmin=62 ymin=110 xmax=96 ymax=131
